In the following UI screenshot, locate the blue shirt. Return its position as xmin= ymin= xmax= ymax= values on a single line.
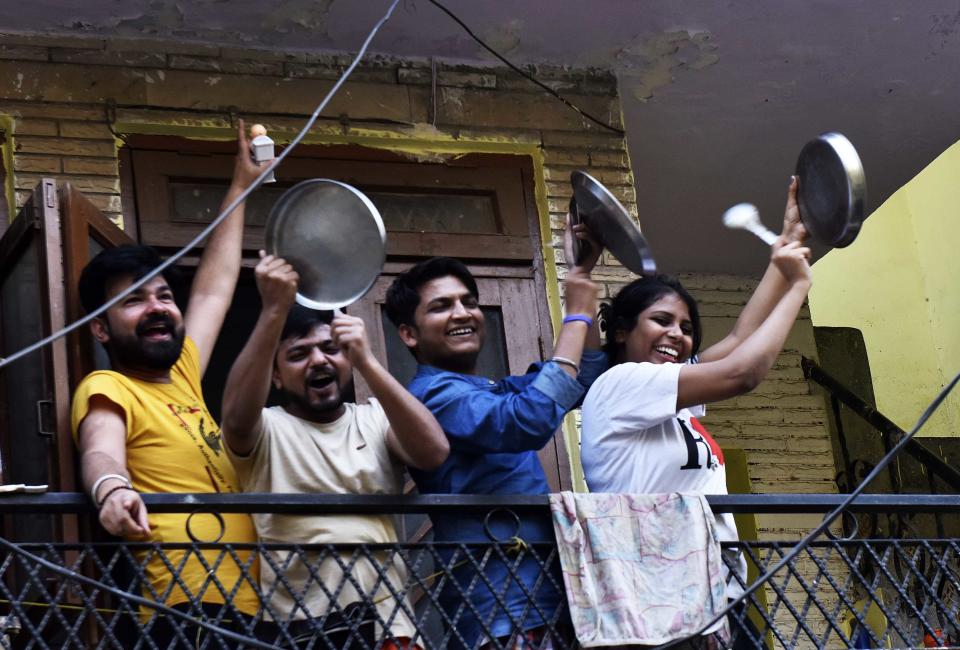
xmin=407 ymin=351 xmax=607 ymax=647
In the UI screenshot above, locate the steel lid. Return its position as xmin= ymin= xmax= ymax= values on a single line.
xmin=265 ymin=179 xmax=386 ymax=310
xmin=570 ymin=170 xmax=657 ymax=276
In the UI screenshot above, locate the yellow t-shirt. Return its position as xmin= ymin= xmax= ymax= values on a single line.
xmin=71 ymin=337 xmax=259 ymax=616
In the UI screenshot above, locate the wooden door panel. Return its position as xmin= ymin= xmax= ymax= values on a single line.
xmin=61 ymin=183 xmax=136 ymax=390
xmin=0 ymin=180 xmax=73 ymax=543
xmin=499 ymin=278 xmax=544 ymax=376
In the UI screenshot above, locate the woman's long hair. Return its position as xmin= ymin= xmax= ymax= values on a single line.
xmin=599 ymin=275 xmax=702 ymax=365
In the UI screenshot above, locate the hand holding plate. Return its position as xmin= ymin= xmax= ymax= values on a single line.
xmin=255 ymin=251 xmax=299 ymax=315
xmin=780 ymin=176 xmax=808 ymax=246
xmin=564 ymin=212 xmax=602 ymax=276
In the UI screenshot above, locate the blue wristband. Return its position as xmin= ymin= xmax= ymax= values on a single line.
xmin=563 ymin=314 xmax=593 ymax=327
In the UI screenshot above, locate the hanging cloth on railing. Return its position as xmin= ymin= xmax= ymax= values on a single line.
xmin=549 ymin=492 xmax=729 ymax=647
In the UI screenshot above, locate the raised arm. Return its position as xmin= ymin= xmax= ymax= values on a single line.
xmin=676 ymin=241 xmax=812 ymax=409
xmin=699 ymin=177 xmax=808 ymax=363
xmin=221 ymin=253 xmax=298 ymax=456
xmin=184 ymin=120 xmax=267 ymax=374
xmin=331 ymin=314 xmax=449 ymax=470
xmin=551 ymin=214 xmax=602 ymax=377
xmin=78 ymin=396 xmax=150 ymax=537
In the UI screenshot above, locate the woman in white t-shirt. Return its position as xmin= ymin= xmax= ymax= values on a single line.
xmin=580 ymin=178 xmax=812 ymax=647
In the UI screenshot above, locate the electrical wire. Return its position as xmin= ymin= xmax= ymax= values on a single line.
xmin=655 ymin=365 xmax=960 ymax=649
xmin=423 ymin=0 xmax=626 ymax=136
xmin=0 ymin=0 xmax=401 ymax=372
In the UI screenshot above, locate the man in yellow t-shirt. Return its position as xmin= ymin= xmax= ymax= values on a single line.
xmin=71 ymin=121 xmax=266 ymax=646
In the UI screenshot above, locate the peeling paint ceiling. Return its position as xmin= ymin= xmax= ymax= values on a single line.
xmin=5 ymin=0 xmax=960 ymax=273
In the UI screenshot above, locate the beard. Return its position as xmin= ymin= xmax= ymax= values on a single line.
xmin=107 ymin=314 xmax=185 ymax=371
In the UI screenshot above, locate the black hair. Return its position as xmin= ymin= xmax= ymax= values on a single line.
xmin=78 ymin=245 xmax=178 ymax=314
xmin=599 ymin=274 xmax=702 ymax=365
xmin=279 ymin=304 xmax=334 ymax=342
xmin=383 ymin=257 xmax=479 ymax=328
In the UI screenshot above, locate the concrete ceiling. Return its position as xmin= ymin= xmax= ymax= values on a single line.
xmin=6 ymin=0 xmax=960 ymax=273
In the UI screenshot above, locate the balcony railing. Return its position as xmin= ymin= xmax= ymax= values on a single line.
xmin=0 ymin=494 xmax=957 ymax=649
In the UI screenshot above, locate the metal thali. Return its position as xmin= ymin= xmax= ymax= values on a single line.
xmin=265 ymin=179 xmax=386 ymax=310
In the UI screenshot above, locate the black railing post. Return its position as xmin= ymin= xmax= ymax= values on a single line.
xmin=802 ymin=356 xmax=960 ymax=492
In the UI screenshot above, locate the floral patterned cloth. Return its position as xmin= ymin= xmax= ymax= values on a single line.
xmin=549 ymin=492 xmax=729 ymax=647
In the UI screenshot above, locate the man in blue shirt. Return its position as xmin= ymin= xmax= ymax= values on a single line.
xmin=384 ymin=224 xmax=605 ymax=649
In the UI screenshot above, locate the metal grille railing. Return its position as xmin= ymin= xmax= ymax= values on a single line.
xmin=725 ymin=539 xmax=960 ymax=649
xmin=0 ymin=494 xmax=957 ymax=649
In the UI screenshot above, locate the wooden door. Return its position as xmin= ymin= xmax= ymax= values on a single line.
xmin=0 ymin=181 xmax=133 ymax=540
xmin=0 ymin=180 xmax=71 ymax=544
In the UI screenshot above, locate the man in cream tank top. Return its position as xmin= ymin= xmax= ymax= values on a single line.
xmin=221 ymin=252 xmax=449 ymax=648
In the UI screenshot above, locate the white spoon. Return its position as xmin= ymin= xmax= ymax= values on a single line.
xmin=722 ymin=203 xmax=778 ymax=246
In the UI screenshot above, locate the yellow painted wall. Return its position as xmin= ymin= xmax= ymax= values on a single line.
xmin=0 ymin=114 xmax=14 ymax=223
xmin=809 ymin=140 xmax=960 ymax=437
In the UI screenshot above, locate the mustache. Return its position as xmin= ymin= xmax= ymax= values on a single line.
xmin=135 ymin=313 xmax=177 ymax=337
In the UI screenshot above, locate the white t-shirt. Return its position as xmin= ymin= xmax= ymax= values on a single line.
xmin=227 ymin=400 xmax=415 ymax=634
xmin=580 ymin=361 xmax=746 ymax=598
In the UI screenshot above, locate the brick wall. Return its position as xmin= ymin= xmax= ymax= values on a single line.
xmin=0 ymin=35 xmax=837 ymax=527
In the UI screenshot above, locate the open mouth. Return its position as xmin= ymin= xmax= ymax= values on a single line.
xmin=446 ymin=327 xmax=476 ymax=337
xmin=654 ymin=345 xmax=679 ymax=361
xmin=307 ymin=375 xmax=336 ymax=391
xmin=138 ymin=319 xmax=175 ymax=342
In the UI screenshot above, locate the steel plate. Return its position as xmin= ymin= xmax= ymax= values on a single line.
xmin=265 ymin=179 xmax=386 ymax=310
xmin=570 ymin=170 xmax=657 ymax=276
xmin=795 ymin=132 xmax=866 ymax=248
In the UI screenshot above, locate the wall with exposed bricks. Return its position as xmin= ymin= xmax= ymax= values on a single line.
xmin=0 ymin=35 xmax=837 ymax=539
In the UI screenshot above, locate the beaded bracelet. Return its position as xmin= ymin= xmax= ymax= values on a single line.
xmin=97 ymin=485 xmax=136 ymax=509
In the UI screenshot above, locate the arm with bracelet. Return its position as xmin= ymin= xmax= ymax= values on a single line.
xmin=549 ymin=215 xmax=603 ymax=379
xmin=77 ymin=395 xmax=150 ymax=537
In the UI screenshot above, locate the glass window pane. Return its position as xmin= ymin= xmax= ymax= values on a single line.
xmin=168 ymin=182 xmax=286 ymax=227
xmin=380 ymin=306 xmax=509 ymax=387
xmin=368 ymin=191 xmax=498 ymax=234
xmin=168 ymin=182 xmax=500 ymax=234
